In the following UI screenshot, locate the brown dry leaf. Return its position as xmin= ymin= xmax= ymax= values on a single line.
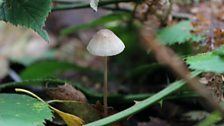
xmin=45 ymin=83 xmax=87 ymax=103
xmin=213 ymin=28 xmax=224 ymax=48
xmin=200 ymin=73 xmax=224 ymax=102
xmin=190 ymin=1 xmax=224 ymax=51
xmin=136 ymin=0 xmax=170 ymax=23
xmin=93 ymin=101 xmax=119 ymax=119
xmin=93 ymin=101 xmax=104 ymax=116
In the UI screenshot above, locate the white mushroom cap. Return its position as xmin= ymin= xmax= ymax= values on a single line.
xmin=87 ymin=29 xmax=125 ymax=56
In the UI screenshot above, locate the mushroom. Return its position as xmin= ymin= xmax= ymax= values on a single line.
xmin=87 ymin=29 xmax=125 ymax=116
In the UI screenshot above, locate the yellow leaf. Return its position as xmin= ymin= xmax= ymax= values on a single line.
xmin=53 ymin=107 xmax=84 ymax=126
xmin=15 ymin=88 xmax=85 ymax=126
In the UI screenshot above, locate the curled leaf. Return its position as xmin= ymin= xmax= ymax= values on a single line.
xmin=90 ymin=0 xmax=99 ymax=11
xmin=53 ymin=107 xmax=85 ymax=126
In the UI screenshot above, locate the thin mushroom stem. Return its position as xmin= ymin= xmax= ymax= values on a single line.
xmin=104 ymin=56 xmax=108 ymax=116
xmin=86 ymin=29 xmax=125 ymax=116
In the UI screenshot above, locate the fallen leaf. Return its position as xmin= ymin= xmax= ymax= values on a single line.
xmin=53 ymin=107 xmax=85 ymax=126
xmin=45 ymin=84 xmax=87 ymax=103
xmin=201 ymin=73 xmax=224 ymax=102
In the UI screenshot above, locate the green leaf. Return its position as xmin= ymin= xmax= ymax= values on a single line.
xmin=186 ymin=52 xmax=224 ymax=73
xmin=213 ymin=45 xmax=224 ymax=57
xmin=0 ymin=94 xmax=53 ymax=126
xmin=90 ymin=0 xmax=99 ymax=11
xmin=157 ymin=21 xmax=203 ymax=45
xmin=20 ymin=60 xmax=85 ymax=80
xmin=0 ymin=0 xmax=51 ymax=41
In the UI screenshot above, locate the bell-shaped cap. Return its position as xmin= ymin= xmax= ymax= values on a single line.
xmin=87 ymin=29 xmax=125 ymax=56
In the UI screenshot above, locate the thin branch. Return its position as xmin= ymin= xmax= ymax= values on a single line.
xmin=172 ymin=12 xmax=193 ymax=19
xmin=131 ymin=3 xmax=138 ymax=19
xmin=101 ymin=6 xmax=131 ymax=12
xmin=52 ymin=0 xmax=136 ymax=11
xmin=140 ymin=28 xmax=224 ymax=114
xmin=53 ymin=0 xmax=83 ymax=4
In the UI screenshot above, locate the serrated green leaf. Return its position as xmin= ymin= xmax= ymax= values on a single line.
xmin=157 ymin=21 xmax=203 ymax=45
xmin=0 ymin=94 xmax=53 ymax=126
xmin=15 ymin=88 xmax=84 ymax=126
xmin=0 ymin=0 xmax=51 ymax=41
xmin=186 ymin=52 xmax=224 ymax=73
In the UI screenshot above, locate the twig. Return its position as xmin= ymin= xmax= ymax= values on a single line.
xmin=8 ymin=69 xmax=22 ymax=82
xmin=101 ymin=6 xmax=131 ymax=12
xmin=172 ymin=12 xmax=194 ymax=20
xmin=53 ymin=0 xmax=84 ymax=4
xmin=140 ymin=28 xmax=224 ymax=114
xmin=52 ymin=0 xmax=136 ymax=11
xmin=131 ymin=3 xmax=138 ymax=20
xmin=53 ymin=0 xmax=83 ymax=2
